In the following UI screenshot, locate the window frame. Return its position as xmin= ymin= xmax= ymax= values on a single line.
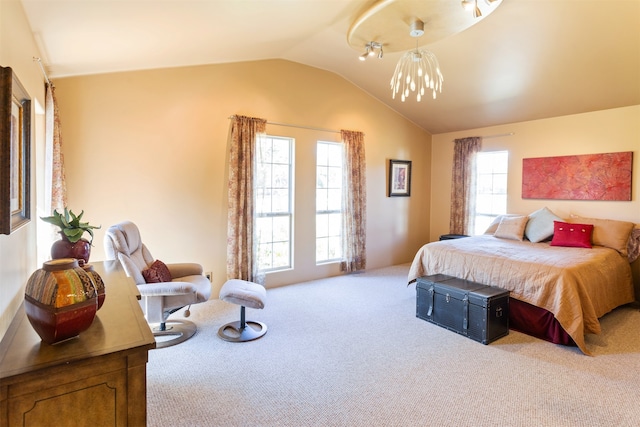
xmin=473 ymin=150 xmax=508 ymax=235
xmin=255 ymin=134 xmax=294 ymax=273
xmin=315 ymin=140 xmax=343 ymax=264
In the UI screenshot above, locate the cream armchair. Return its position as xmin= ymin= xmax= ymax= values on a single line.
xmin=104 ymin=221 xmax=211 ymax=348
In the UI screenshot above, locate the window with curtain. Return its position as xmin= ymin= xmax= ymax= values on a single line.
xmin=316 ymin=141 xmax=343 ymax=263
xmin=228 ymin=117 xmax=365 ymax=280
xmin=255 ymin=135 xmax=294 ymax=272
xmin=473 ymin=150 xmax=508 ymax=235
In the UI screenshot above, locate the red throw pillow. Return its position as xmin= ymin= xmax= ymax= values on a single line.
xmin=142 ymin=259 xmax=173 ymax=283
xmin=550 ymin=221 xmax=593 ymax=248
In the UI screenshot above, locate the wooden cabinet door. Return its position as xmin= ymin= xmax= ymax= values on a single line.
xmin=9 ymin=370 xmax=127 ymax=426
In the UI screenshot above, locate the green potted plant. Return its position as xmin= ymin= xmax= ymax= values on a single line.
xmin=41 ymin=208 xmax=101 ymax=265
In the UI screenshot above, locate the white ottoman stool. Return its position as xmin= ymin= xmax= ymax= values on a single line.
xmin=218 ymin=279 xmax=267 ymax=342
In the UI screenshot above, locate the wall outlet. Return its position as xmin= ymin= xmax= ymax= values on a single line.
xmin=205 ymin=272 xmax=212 ymax=282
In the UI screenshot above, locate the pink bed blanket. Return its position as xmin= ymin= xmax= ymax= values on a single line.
xmin=408 ymin=235 xmax=635 ymax=354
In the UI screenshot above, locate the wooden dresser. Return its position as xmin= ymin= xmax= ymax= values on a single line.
xmin=0 ymin=260 xmax=156 ymax=426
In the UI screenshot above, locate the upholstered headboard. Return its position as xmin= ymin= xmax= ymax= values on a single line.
xmin=630 ymin=225 xmax=640 ymax=302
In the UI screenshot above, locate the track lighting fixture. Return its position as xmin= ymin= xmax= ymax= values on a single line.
xmin=462 ymin=0 xmax=499 ymax=18
xmin=359 ymin=41 xmax=383 ymax=61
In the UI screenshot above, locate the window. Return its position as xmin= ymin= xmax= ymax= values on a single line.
xmin=473 ymin=151 xmax=508 ymax=235
xmin=316 ymin=141 xmax=343 ymax=263
xmin=255 ymin=135 xmax=293 ymax=271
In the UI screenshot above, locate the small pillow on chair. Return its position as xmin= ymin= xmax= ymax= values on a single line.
xmin=142 ymin=259 xmax=173 ymax=283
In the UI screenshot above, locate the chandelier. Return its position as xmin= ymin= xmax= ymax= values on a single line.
xmin=347 ymin=0 xmax=503 ymax=104
xmin=389 ymin=20 xmax=443 ymax=102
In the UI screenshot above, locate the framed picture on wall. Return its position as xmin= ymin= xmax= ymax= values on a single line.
xmin=0 ymin=66 xmax=31 ymax=235
xmin=388 ymin=159 xmax=411 ymax=197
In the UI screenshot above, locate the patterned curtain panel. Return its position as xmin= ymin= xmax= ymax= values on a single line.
xmin=449 ymin=136 xmax=482 ymax=235
xmin=226 ymin=115 xmax=267 ymax=283
xmin=340 ymin=130 xmax=367 ymax=273
xmin=45 ymin=83 xmax=67 ymax=212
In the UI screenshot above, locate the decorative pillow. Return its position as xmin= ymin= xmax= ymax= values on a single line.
xmin=483 ymin=214 xmax=521 ymax=235
xmin=569 ymin=215 xmax=634 ymax=256
xmin=142 ymin=259 xmax=173 ymax=283
xmin=525 ymin=207 xmax=563 ymax=243
xmin=494 ymin=216 xmax=529 ymax=241
xmin=627 ymin=227 xmax=640 ymax=263
xmin=550 ymin=221 xmax=593 ymax=248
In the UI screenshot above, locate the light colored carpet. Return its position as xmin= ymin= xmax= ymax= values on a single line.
xmin=147 ymin=264 xmax=640 ymax=427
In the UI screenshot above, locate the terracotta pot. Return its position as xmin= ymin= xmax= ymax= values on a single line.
xmin=24 ymin=258 xmax=100 ymax=344
xmin=51 ymin=233 xmax=91 ymax=266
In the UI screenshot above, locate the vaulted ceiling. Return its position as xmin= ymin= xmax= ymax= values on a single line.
xmin=21 ymin=0 xmax=640 ymax=134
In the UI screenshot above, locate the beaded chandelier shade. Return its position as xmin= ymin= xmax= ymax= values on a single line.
xmin=389 ymin=21 xmax=444 ymax=102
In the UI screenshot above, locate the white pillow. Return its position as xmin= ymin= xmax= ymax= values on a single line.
xmin=494 ymin=216 xmax=529 ymax=241
xmin=525 ymin=207 xmax=563 ymax=243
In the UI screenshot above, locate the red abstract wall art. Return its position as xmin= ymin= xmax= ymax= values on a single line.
xmin=522 ymin=151 xmax=633 ymax=201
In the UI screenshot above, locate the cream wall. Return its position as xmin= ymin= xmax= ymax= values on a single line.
xmin=53 ymin=60 xmax=432 ymax=297
xmin=0 ymin=0 xmax=46 ymax=338
xmin=430 ymin=105 xmax=640 ymax=242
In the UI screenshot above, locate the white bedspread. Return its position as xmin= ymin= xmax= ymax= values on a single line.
xmin=408 ymin=235 xmax=635 ymax=354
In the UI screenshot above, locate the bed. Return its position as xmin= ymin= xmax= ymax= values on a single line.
xmin=408 ymin=211 xmax=639 ymax=355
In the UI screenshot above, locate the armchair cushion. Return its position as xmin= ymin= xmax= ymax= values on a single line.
xmin=142 ymin=259 xmax=173 ymax=283
xmin=166 ymin=262 xmax=204 ymax=278
xmin=137 ymin=281 xmax=199 ymax=297
xmin=137 ymin=276 xmax=211 ymax=299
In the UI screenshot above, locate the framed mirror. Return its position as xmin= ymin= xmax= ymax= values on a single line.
xmin=0 ymin=66 xmax=31 ymax=234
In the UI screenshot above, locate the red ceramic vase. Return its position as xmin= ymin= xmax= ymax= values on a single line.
xmin=51 ymin=233 xmax=92 ymax=266
xmin=24 ymin=258 xmax=100 ymax=344
xmin=85 ymin=264 xmax=107 ymax=310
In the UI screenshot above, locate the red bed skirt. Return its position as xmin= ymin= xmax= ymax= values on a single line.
xmin=509 ymin=298 xmax=576 ymax=347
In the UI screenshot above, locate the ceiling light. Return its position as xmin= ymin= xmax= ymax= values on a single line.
xmin=409 ymin=20 xmax=424 ymax=37
xmin=359 ymin=46 xmax=370 ymax=61
xmin=390 ymin=20 xmax=443 ymax=102
xmin=473 ymin=2 xmax=482 ymax=18
xmin=462 ymin=0 xmax=499 ymax=18
xmin=359 ymin=41 xmax=383 ymax=61
xmin=461 ymin=0 xmax=482 ymax=17
xmin=461 ymin=0 xmax=475 ymax=11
